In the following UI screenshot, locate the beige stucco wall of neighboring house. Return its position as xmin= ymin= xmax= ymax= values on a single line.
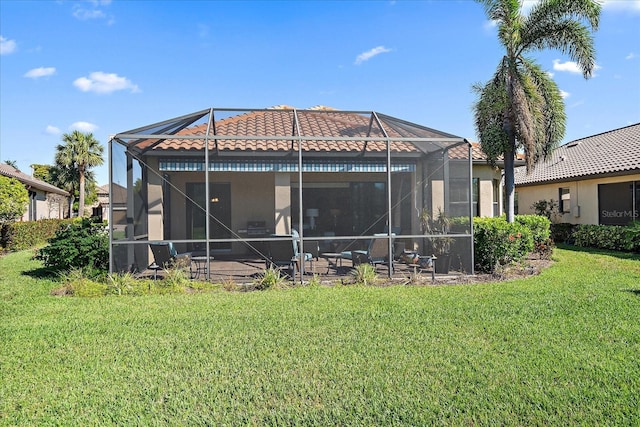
xmin=516 ymin=173 xmax=640 ymax=225
xmin=474 ymin=164 xmax=502 ymax=218
xmin=20 ymin=189 xmax=67 ymax=221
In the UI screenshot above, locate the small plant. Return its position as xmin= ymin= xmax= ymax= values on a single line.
xmin=254 ymin=266 xmax=288 ymax=290
xmin=107 ymin=272 xmax=138 ymax=296
xmin=155 ymin=266 xmax=191 ymax=294
xmin=420 ymin=207 xmax=453 ymax=254
xmin=221 ymin=276 xmax=239 ymax=292
xmin=350 ymin=263 xmax=378 ymax=286
xmin=52 ymin=267 xmax=107 ymax=297
xmin=306 ymin=274 xmax=322 ymax=287
xmin=531 ymin=199 xmax=560 ymax=223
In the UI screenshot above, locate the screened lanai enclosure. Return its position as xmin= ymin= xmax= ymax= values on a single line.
xmin=109 ymin=106 xmax=473 ymax=279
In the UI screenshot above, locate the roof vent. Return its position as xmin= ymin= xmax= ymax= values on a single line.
xmin=567 ymin=141 xmax=581 ymax=148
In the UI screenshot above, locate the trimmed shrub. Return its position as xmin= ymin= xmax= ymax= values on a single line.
xmin=36 ymin=217 xmax=108 ymax=272
xmin=550 ymin=223 xmax=576 ymax=244
xmin=515 ymin=215 xmax=551 ymax=247
xmin=1 ymin=218 xmax=73 ymax=251
xmin=573 ymin=223 xmax=640 ymax=253
xmin=473 ymin=217 xmax=534 ymax=273
xmin=515 ymin=215 xmax=553 ymax=258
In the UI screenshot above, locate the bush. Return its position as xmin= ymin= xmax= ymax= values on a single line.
xmin=473 ymin=217 xmax=534 ymax=273
xmin=573 ymin=222 xmax=640 ymax=253
xmin=515 ymin=215 xmax=553 ymax=257
xmin=0 ymin=176 xmax=29 ymax=223
xmin=550 ymin=223 xmax=576 ymax=244
xmin=1 ymin=218 xmax=73 ymax=251
xmin=36 ymin=217 xmax=108 ymax=272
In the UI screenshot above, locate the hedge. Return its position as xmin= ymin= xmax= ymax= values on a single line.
xmin=0 ymin=218 xmax=74 ymax=251
xmin=573 ymin=222 xmax=640 ymax=253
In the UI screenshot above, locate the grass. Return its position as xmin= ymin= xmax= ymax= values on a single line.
xmin=1 ymin=248 xmax=639 ymax=425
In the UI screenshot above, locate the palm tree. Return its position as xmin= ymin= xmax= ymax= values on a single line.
xmin=55 ymin=131 xmax=104 ymax=217
xmin=473 ymin=0 xmax=600 ymax=222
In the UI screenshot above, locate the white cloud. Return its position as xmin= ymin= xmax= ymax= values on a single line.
xmin=552 ymin=59 xmax=601 ymax=76
xmin=69 ymin=121 xmax=98 ymax=132
xmin=483 ymin=19 xmax=498 ymax=30
xmin=73 ymin=71 xmax=140 ymax=94
xmin=72 ymin=0 xmax=114 ymax=24
xmin=45 ymin=125 xmax=61 ymax=135
xmin=0 ymin=35 xmax=17 ymax=55
xmin=559 ymin=90 xmax=570 ymax=99
xmin=354 ymin=46 xmax=392 ymax=65
xmin=600 ymin=0 xmax=640 ymax=13
xmin=24 ymin=67 xmax=56 ymax=79
xmin=626 ymin=52 xmax=637 ymax=60
xmin=73 ymin=7 xmax=105 ymax=20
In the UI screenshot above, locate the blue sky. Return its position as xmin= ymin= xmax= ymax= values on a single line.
xmin=1 ymin=0 xmax=639 ymax=185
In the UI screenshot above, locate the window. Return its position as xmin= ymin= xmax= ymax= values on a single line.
xmin=598 ymin=181 xmax=639 ymax=225
xmin=559 ymin=187 xmax=570 ymax=213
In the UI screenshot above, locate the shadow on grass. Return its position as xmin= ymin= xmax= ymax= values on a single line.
xmin=622 ymin=289 xmax=640 ymax=297
xmin=22 ymin=267 xmax=59 ymax=280
xmin=556 ymin=244 xmax=640 ymax=261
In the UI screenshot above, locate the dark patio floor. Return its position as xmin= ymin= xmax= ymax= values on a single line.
xmin=141 ymin=254 xmax=467 ymax=285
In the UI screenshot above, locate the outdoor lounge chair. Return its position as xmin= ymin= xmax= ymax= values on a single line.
xmin=266 ymin=231 xmax=315 ymax=276
xmin=341 ymin=234 xmax=394 ymax=272
xmin=148 ymin=242 xmax=192 ymax=279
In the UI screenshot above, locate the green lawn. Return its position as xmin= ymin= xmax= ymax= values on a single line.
xmin=1 ymin=248 xmax=639 ymax=426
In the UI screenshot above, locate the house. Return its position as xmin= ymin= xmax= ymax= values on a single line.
xmin=108 ymin=106 xmax=475 ymax=275
xmin=92 ymin=183 xmax=128 ymax=223
xmin=0 ymin=164 xmax=70 ymax=221
xmin=515 ymin=123 xmax=640 ymax=225
xmin=469 ymin=142 xmax=527 ymax=218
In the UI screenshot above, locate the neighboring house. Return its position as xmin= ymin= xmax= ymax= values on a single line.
xmin=0 ymin=164 xmax=70 ymax=221
xmin=108 ymin=105 xmax=476 ymax=274
xmin=515 ymin=123 xmax=640 ymax=225
xmin=469 ymin=142 xmax=525 ymax=218
xmin=93 ymin=183 xmax=128 ymax=223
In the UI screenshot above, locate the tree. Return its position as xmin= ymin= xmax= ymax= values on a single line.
xmin=0 ymin=176 xmax=29 ymax=223
xmin=473 ymin=0 xmax=600 ymax=222
xmin=3 ymin=160 xmax=19 ymax=170
xmin=31 ymin=163 xmax=53 ymax=183
xmin=54 ymin=131 xmax=104 ymax=217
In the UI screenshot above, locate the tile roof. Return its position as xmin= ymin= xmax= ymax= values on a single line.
xmin=128 ymin=106 xmax=462 ymax=155
xmin=0 ymin=164 xmax=69 ymax=196
xmin=515 ymin=123 xmax=640 ymax=186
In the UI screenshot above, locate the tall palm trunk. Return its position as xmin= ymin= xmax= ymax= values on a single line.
xmin=78 ymin=168 xmax=85 ymax=217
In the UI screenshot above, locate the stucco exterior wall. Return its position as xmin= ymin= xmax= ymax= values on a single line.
xmin=473 ymin=164 xmax=501 ymax=218
xmin=516 ymin=173 xmax=640 ymax=225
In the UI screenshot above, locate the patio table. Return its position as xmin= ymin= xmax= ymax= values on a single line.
xmin=191 ymin=255 xmax=215 ymax=279
xmin=319 ymin=252 xmax=343 ymax=274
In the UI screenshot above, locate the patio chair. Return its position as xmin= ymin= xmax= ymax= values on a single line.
xmin=148 ymin=242 xmax=192 ymax=280
xmin=341 ymin=234 xmax=394 ymax=272
xmin=266 ymin=231 xmax=315 ymax=276
xmin=266 ymin=238 xmax=298 ymax=277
